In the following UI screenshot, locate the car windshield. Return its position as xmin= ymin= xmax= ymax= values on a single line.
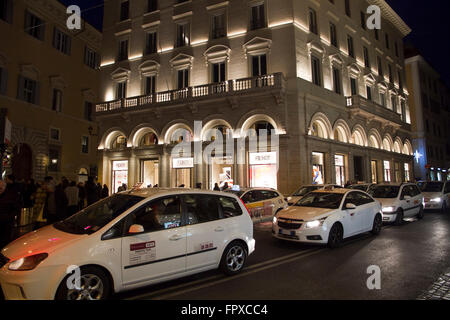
xmin=350 ymin=185 xmax=367 ymax=191
xmin=368 ymin=186 xmax=400 ymax=199
xmin=294 ymin=192 xmax=344 ymax=209
xmin=54 ymin=194 xmax=144 ymax=235
xmin=421 ymin=182 xmax=444 ymax=193
xmin=293 ymin=186 xmax=319 ymax=197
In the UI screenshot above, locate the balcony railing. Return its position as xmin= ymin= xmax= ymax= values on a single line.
xmin=96 ymin=73 xmax=283 ymax=114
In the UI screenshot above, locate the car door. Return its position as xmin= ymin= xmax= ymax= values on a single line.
xmin=341 ymin=192 xmax=365 ymax=236
xmin=242 ymin=190 xmax=264 ymax=219
xmin=121 ymin=195 xmax=187 ymax=287
xmin=184 ymin=194 xmax=224 ymax=272
xmin=399 ymin=185 xmax=414 ymax=216
xmin=356 ymin=192 xmax=378 ymax=231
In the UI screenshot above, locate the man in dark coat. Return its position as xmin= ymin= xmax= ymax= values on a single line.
xmin=0 ymin=180 xmax=21 ymax=248
xmin=85 ymin=177 xmax=99 ymax=206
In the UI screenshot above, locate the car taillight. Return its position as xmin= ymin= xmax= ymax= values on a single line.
xmin=240 ymin=198 xmax=251 ymax=217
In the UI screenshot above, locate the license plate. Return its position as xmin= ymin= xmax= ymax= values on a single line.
xmin=279 ymin=229 xmax=295 ymax=236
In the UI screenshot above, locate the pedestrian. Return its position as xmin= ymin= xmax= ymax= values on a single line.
xmin=213 ymin=183 xmax=220 ymax=191
xmin=31 ymin=182 xmax=47 ymax=229
xmin=77 ymin=182 xmax=86 ymax=210
xmin=153 ymin=184 xmax=158 ymax=188
xmin=101 ymin=184 xmax=109 ymax=199
xmin=179 ymin=184 xmax=185 ymax=188
xmin=221 ymin=182 xmax=229 ymax=191
xmin=65 ymin=181 xmax=79 ymax=217
xmin=0 ymin=180 xmax=21 ymax=248
xmin=85 ymin=177 xmax=99 ymax=206
xmin=43 ymin=176 xmax=57 ymax=224
xmin=23 ymin=179 xmax=37 ymax=209
xmin=96 ymin=182 xmax=102 ymax=200
xmin=55 ymin=178 xmax=69 ymax=220
xmin=196 ymin=183 xmax=202 ymax=189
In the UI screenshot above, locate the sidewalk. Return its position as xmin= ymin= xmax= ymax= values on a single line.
xmin=417 ymin=268 xmax=450 ymax=300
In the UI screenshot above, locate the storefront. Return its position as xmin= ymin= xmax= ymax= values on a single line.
xmin=383 ymin=160 xmax=391 ymax=182
xmin=172 ymin=157 xmax=193 ymax=187
xmin=210 ymin=156 xmax=234 ymax=189
xmin=112 ymin=160 xmax=128 ymax=193
xmin=312 ymin=152 xmax=325 ymax=185
xmin=334 ymin=154 xmax=346 ymax=186
xmin=404 ymin=163 xmax=411 ymax=182
xmin=249 ymin=152 xmax=278 ymax=189
xmin=141 ymin=159 xmax=159 ymax=187
xmin=371 ymin=160 xmax=378 ymax=183
xmin=394 ymin=162 xmax=401 ymax=182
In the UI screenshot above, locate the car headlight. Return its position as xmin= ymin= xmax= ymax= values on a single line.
xmin=430 ymin=198 xmax=442 ymax=203
xmin=382 ymin=206 xmax=395 ymax=213
xmin=305 ymin=219 xmax=325 ymax=229
xmin=273 ymin=216 xmax=277 ymax=224
xmin=8 ymin=253 xmax=48 ymax=271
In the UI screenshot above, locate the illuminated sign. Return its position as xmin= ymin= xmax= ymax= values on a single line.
xmin=112 ymin=160 xmax=128 ymax=171
xmin=249 ymin=152 xmax=277 ymax=165
xmin=414 ymin=150 xmax=423 ymax=164
xmin=173 ymin=157 xmax=194 ymax=169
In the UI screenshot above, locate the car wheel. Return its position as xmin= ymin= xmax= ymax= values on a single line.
xmin=327 ymin=223 xmax=343 ymax=249
xmin=55 ymin=266 xmax=111 ymax=300
xmin=394 ymin=209 xmax=404 ymax=226
xmin=417 ymin=205 xmax=424 ymax=219
xmin=371 ymin=214 xmax=382 ymax=235
xmin=220 ymin=241 xmax=248 ymax=276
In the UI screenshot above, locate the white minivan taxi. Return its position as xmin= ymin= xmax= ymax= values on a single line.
xmin=420 ymin=181 xmax=450 ymax=212
xmin=367 ymin=183 xmax=424 ymax=225
xmin=272 ymin=188 xmax=383 ymax=248
xmin=0 ymin=189 xmax=255 ymax=300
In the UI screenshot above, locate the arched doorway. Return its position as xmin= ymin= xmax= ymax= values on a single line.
xmin=12 ymin=144 xmax=33 ymax=181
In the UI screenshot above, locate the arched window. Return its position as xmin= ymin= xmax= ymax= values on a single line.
xmin=249 ymin=121 xmax=274 ymax=137
xmin=111 ymin=135 xmax=127 ymax=149
xmin=170 ymin=128 xmax=193 ymax=144
xmin=139 ymin=132 xmax=158 ymax=146
xmin=206 ymin=126 xmax=232 ymax=142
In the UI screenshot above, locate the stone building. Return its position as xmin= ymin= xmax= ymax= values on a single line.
xmin=0 ymin=0 xmax=102 ymax=182
xmin=96 ymin=0 xmax=414 ymax=195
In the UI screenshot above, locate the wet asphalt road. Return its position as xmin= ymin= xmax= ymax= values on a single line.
xmin=114 ymin=210 xmax=450 ymax=300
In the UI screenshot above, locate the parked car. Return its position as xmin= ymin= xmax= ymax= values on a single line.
xmin=0 ymin=188 xmax=255 ymax=300
xmin=286 ymin=184 xmax=343 ymax=206
xmin=272 ymin=188 xmax=382 ymax=248
xmin=225 ymin=187 xmax=287 ymax=220
xmin=348 ymin=183 xmax=376 ymax=192
xmin=367 ymin=183 xmax=424 ymax=225
xmin=419 ymin=181 xmax=450 ymax=212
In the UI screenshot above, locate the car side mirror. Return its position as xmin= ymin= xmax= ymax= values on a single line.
xmin=346 ymin=203 xmax=357 ymax=210
xmin=128 ymin=224 xmax=144 ymax=234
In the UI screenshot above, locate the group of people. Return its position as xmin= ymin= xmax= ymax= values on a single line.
xmin=0 ymin=175 xmax=109 ymax=248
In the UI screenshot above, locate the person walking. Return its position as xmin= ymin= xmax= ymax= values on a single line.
xmin=0 ymin=180 xmax=21 ymax=248
xmin=32 ymin=182 xmax=47 ymax=229
xmin=77 ymin=182 xmax=86 ymax=210
xmin=221 ymin=182 xmax=229 ymax=191
xmin=65 ymin=181 xmax=79 ymax=217
xmin=85 ymin=177 xmax=99 ymax=206
xmin=54 ymin=178 xmax=68 ymax=220
xmin=101 ymin=184 xmax=109 ymax=199
xmin=213 ymin=183 xmax=220 ymax=191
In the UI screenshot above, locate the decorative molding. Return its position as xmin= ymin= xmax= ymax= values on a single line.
xmin=243 ymin=37 xmax=272 ymax=58
xmin=203 ymin=45 xmax=231 ymax=65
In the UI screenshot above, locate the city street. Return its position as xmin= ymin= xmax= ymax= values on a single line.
xmin=115 ymin=211 xmax=450 ymax=300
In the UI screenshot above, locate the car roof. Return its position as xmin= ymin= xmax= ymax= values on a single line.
xmin=232 ymin=187 xmax=279 ymax=193
xmin=312 ymin=188 xmax=352 ymax=194
xmin=124 ymin=188 xmax=239 ymax=199
xmin=373 ymin=182 xmax=413 ymax=187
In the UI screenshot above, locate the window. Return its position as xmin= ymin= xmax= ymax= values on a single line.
xmin=84 ymin=47 xmax=100 ymax=69
xmin=50 ymin=128 xmax=60 ymax=141
xmin=144 ymin=75 xmax=156 ymax=95
xmin=363 ymin=47 xmax=370 ymax=68
xmin=398 ymin=71 xmax=403 ymax=90
xmin=176 ymin=23 xmax=190 ymax=47
xmin=380 ymin=92 xmax=386 ymax=107
xmin=147 ymin=0 xmax=158 ymax=12
xmin=177 ymin=69 xmax=189 ymax=89
xmin=374 ymin=29 xmax=379 ymax=41
xmin=309 ymin=8 xmax=318 ymax=34
xmin=252 ymin=54 xmax=267 ymax=77
xmin=404 ymin=163 xmax=410 ymax=182
xmin=25 ymin=11 xmax=45 ymax=40
xmin=183 ymin=194 xmax=221 ymax=225
xmin=84 ymin=102 xmax=93 ymax=121
xmin=332 ymin=67 xmax=341 ymax=94
xmin=0 ymin=0 xmax=13 ymax=23
xmin=360 ymin=11 xmax=366 ymax=30
xmin=250 ymin=4 xmax=265 ymax=30
xmin=347 ymin=35 xmax=354 ymax=58
xmin=345 ymin=0 xmax=351 ymax=17
xmin=0 ymin=67 xmax=7 ymax=95
xmin=52 ymin=88 xmax=62 ymax=112
xmin=350 ymin=77 xmax=358 ymax=95
xmin=366 ymin=85 xmax=372 ymax=101
xmin=383 ymin=161 xmax=391 ymax=182
xmin=385 ymin=33 xmax=390 ymax=49
xmin=330 ymin=23 xmax=338 ymax=47
xmin=377 ymin=56 xmax=383 ymax=77
xmin=311 ymin=56 xmax=321 ymax=86
xmin=388 ymin=65 xmax=393 ymax=83
xmin=218 ymin=196 xmax=242 ymax=218
xmin=120 ymin=1 xmax=129 ymax=21
xmin=391 ymin=96 xmax=397 ymax=111
xmin=17 ymin=76 xmax=39 ymax=104
xmin=395 ymin=42 xmax=399 ymax=57
xmin=212 ymin=62 xmax=226 ymax=83
xmin=211 ymin=12 xmax=226 ymax=39
xmin=53 ymin=28 xmax=71 ymax=55
xmin=116 ymin=81 xmax=127 ymax=99
xmin=145 ymin=32 xmax=157 ymax=54
xmin=118 ymin=39 xmax=128 ymax=61
xmin=131 ymin=196 xmax=182 ymax=233
xmin=81 ymin=136 xmax=89 ymax=154
xmin=48 ymin=148 xmax=60 ymax=172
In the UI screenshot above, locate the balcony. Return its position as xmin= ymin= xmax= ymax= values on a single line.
xmin=345 ymin=95 xmax=410 ymax=130
xmin=96 ymin=73 xmax=284 ymax=115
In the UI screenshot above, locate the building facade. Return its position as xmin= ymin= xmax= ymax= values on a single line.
xmin=96 ymin=0 xmax=414 ymax=195
xmin=405 ymin=51 xmax=450 ymax=182
xmin=0 ymin=0 xmax=102 ymax=183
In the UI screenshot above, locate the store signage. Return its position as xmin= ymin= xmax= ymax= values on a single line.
xmin=113 ymin=160 xmax=128 ymax=171
xmin=249 ymin=152 xmax=277 ymax=165
xmin=334 ymin=155 xmax=344 ymax=166
xmin=173 ymin=157 xmax=194 ymax=169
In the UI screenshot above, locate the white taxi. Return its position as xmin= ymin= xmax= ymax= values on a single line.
xmin=286 ymin=184 xmax=343 ymax=206
xmin=420 ymin=181 xmax=450 ymax=212
xmin=367 ymin=183 xmax=424 ymax=225
xmin=272 ymin=188 xmax=382 ymax=248
xmin=0 ymin=189 xmax=255 ymax=300
xmin=225 ymin=187 xmax=287 ymax=221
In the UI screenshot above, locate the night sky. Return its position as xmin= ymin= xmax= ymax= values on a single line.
xmin=60 ymin=0 xmax=450 ymax=87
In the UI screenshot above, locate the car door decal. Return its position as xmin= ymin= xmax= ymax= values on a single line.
xmin=129 ymin=241 xmax=156 ymax=266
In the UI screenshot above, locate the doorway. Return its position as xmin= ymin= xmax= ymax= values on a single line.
xmin=353 ymin=156 xmax=364 ymax=183
xmin=12 ymin=144 xmax=33 ymax=181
